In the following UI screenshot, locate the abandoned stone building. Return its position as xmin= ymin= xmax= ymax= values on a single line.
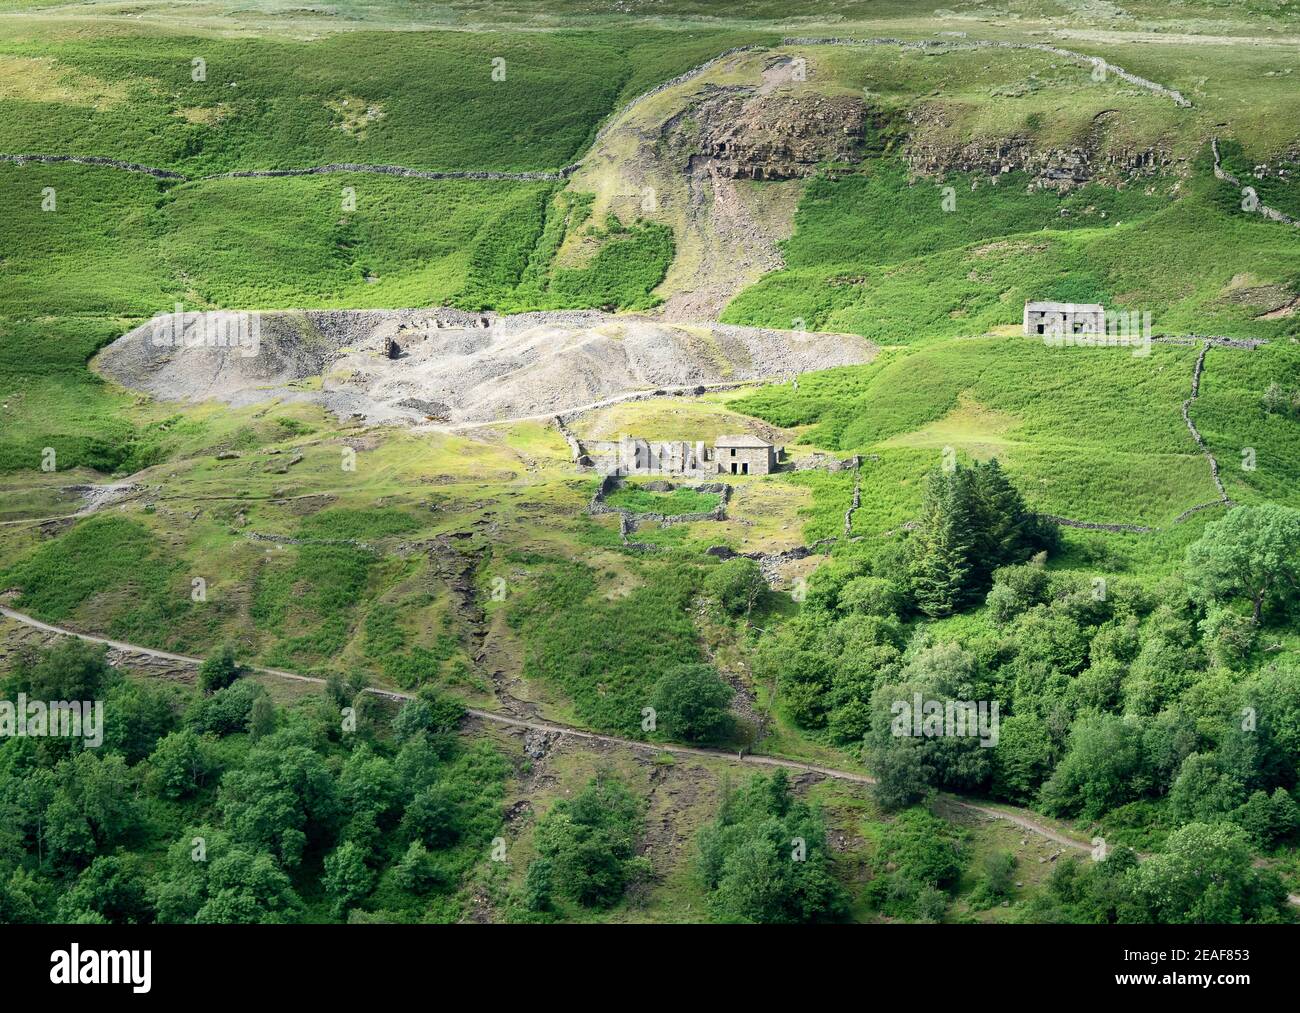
xmin=1023 ymin=301 xmax=1106 ymax=337
xmin=587 ymin=437 xmax=708 ymax=477
xmin=380 ymin=310 xmax=492 ymax=359
xmin=714 ymin=435 xmax=776 ymax=475
xmin=584 ymin=434 xmax=778 ymax=477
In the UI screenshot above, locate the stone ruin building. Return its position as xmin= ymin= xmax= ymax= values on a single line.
xmin=586 ymin=434 xmax=777 ymax=477
xmin=1023 ymin=301 xmax=1106 ymax=338
xmin=714 ymin=435 xmax=776 ymax=475
xmin=380 ymin=309 xmax=492 ymax=360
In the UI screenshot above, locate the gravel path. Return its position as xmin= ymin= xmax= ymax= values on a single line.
xmin=0 ymin=604 xmax=1092 ymax=858
xmin=6 ymin=603 xmax=1297 ymax=904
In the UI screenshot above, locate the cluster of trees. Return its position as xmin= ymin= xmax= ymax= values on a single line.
xmin=0 ymin=640 xmax=507 ymax=924
xmin=907 ymin=460 xmax=1058 ymax=617
xmin=696 ymin=771 xmax=847 ymax=924
xmin=752 ymin=461 xmax=1054 ymax=742
xmin=522 ymin=775 xmax=649 ymax=916
xmin=863 ymin=801 xmax=1291 ymax=926
xmin=1024 ymin=823 xmax=1290 ymax=924
xmin=748 ymin=473 xmax=1300 ymax=919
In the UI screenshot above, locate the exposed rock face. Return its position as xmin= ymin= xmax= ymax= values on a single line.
xmin=692 ymin=92 xmax=867 ymax=180
xmin=906 ymin=135 xmax=1173 ymax=189
xmin=905 ymin=108 xmax=1176 ymax=190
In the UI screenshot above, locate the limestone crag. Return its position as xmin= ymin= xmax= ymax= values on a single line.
xmin=691 ymin=92 xmax=867 ymax=180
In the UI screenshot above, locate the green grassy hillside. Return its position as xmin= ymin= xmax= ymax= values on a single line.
xmin=3 ymin=1 xmax=1300 ymax=925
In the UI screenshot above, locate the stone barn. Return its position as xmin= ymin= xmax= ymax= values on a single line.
xmin=1023 ymin=301 xmax=1105 ymax=338
xmin=714 ymin=435 xmax=776 ymax=476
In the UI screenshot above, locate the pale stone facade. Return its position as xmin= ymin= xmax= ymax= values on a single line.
xmin=714 ymin=435 xmax=776 ymax=475
xmin=1023 ymin=301 xmax=1105 ymax=337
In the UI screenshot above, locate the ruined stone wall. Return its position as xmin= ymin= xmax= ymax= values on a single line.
xmin=586 ymin=438 xmax=715 ymax=478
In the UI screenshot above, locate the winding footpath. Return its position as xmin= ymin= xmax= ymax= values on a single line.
xmin=6 ymin=589 xmax=1299 ymax=907
xmin=0 ymin=603 xmax=1069 ymax=850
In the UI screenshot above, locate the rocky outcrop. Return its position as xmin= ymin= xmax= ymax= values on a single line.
xmin=766 ymin=36 xmax=1190 ymax=190
xmin=692 ymin=93 xmax=868 ymax=180
xmin=904 ymin=129 xmax=1174 ymax=190
xmin=591 ymin=45 xmax=765 ymax=147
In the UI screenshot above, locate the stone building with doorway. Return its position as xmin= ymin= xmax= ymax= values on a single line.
xmin=582 ymin=433 xmax=779 ymax=477
xmin=714 ymin=435 xmax=776 ymax=475
xmin=1023 ymin=301 xmax=1105 ymax=337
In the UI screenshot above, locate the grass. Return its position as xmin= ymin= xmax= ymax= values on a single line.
xmin=768 ymin=160 xmax=1173 ymax=282
xmin=0 ymin=513 xmax=197 ymax=643
xmin=0 ymin=316 xmax=164 ymax=473
xmin=507 ymin=557 xmax=704 ymax=736
xmin=0 ymin=31 xmax=628 ymax=173
xmin=0 ymin=22 xmax=769 ymax=478
xmin=603 ymin=483 xmax=721 ymax=515
xmin=736 ymin=330 xmax=1295 ymax=537
xmin=3 ymin=1 xmax=1300 ymax=923
xmin=723 ymin=167 xmax=1300 ymax=344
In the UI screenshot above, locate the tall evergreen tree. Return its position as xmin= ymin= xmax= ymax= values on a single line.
xmin=908 ymin=459 xmax=1055 ymax=616
xmin=908 ymin=470 xmax=972 ymax=617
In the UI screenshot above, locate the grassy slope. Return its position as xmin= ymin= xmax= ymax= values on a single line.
xmin=2 ymin=5 xmax=1300 ymax=921
xmin=724 ymin=166 xmax=1300 ymax=343
xmin=0 ymin=23 xmax=768 ymax=469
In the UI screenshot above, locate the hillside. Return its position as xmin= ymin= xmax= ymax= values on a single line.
xmin=0 ymin=0 xmax=1298 ymax=933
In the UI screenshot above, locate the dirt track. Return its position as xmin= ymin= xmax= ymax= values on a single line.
xmin=0 ymin=605 xmax=1091 ymax=856
xmin=7 ymin=603 xmax=1297 ymax=907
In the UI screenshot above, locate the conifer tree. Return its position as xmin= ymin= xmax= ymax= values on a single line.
xmin=908 ymin=471 xmax=972 ymax=617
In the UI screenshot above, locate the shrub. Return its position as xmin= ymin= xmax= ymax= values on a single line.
xmin=650 ymin=664 xmax=734 ymax=743
xmin=187 ymin=680 xmax=266 ymax=737
xmin=697 ymin=771 xmax=847 ymax=924
xmin=199 ymin=645 xmax=242 ymax=695
xmin=838 ymin=575 xmax=905 ymax=617
xmin=534 ymin=776 xmax=644 ymax=909
xmin=703 ymin=557 xmax=766 ymax=617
